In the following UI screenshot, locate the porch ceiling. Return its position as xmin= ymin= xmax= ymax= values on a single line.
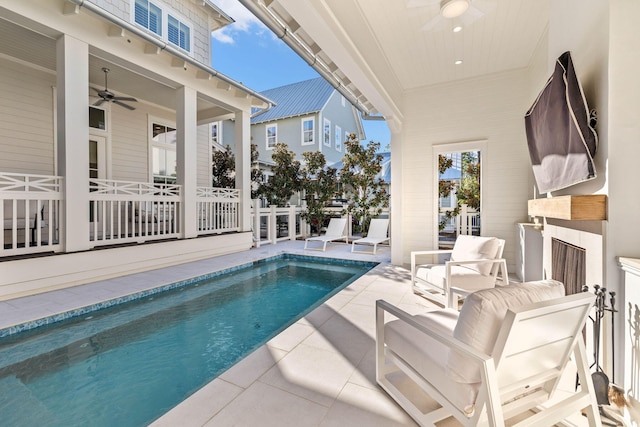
xmin=247 ymin=0 xmax=549 ymax=123
xmin=0 ymin=11 xmax=243 ymax=120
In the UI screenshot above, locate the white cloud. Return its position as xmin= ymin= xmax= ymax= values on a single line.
xmin=210 ymin=0 xmax=267 ymax=43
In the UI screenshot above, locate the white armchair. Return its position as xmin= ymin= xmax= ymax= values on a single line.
xmin=375 ymin=280 xmax=601 ymax=427
xmin=411 ymin=235 xmax=508 ymax=308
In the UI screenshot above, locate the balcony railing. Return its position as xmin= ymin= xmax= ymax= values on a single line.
xmin=196 ymin=187 xmax=240 ymax=235
xmin=1 ymin=172 xmax=62 ymax=256
xmin=89 ymin=179 xmax=181 ymax=246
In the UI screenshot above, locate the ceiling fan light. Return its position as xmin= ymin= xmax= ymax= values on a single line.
xmin=440 ymin=0 xmax=470 ymax=18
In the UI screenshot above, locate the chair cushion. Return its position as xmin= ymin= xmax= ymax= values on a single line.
xmin=446 ymin=280 xmax=565 ymax=384
xmin=384 ymin=309 xmax=479 ymax=414
xmin=416 ymin=265 xmax=496 ymax=292
xmin=451 ymin=235 xmax=500 ymax=276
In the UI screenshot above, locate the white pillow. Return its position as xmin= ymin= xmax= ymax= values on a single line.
xmin=446 ymin=280 xmax=565 ymax=384
xmin=450 ymin=235 xmax=501 ymax=276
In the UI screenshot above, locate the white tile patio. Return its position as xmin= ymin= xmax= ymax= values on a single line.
xmin=0 ymin=241 xmax=590 ymax=426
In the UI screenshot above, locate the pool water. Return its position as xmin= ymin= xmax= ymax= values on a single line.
xmin=0 ymin=255 xmax=375 ymax=427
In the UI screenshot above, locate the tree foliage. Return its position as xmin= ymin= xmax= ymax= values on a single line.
xmin=211 ymin=144 xmax=264 ymax=199
xmin=339 ymin=135 xmax=388 ymax=233
xmin=259 ymin=142 xmax=302 ymax=206
xmin=300 ymin=151 xmax=338 ymax=233
xmin=437 ymin=152 xmax=480 ymax=231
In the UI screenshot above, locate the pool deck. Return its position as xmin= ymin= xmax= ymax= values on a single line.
xmin=0 ymin=241 xmax=589 ymax=426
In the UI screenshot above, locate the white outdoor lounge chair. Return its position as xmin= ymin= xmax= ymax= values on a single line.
xmin=304 ymin=217 xmax=348 ymax=251
xmin=412 ymin=235 xmax=508 ymax=308
xmin=351 ymin=218 xmax=389 ymax=254
xmin=376 ymin=280 xmax=602 ymax=427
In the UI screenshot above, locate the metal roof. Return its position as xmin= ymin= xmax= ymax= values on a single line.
xmin=251 ymin=77 xmax=334 ymax=124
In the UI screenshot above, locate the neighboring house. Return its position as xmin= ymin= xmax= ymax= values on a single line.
xmin=216 ymin=77 xmax=365 ymax=168
xmin=0 ymin=0 xmax=275 ymax=298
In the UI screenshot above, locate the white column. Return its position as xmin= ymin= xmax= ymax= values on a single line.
xmin=389 ymin=129 xmax=403 ymax=265
xmin=234 ymin=110 xmax=251 ymax=232
xmin=176 ymin=86 xmax=198 ymax=238
xmin=56 ymin=35 xmax=89 ymax=252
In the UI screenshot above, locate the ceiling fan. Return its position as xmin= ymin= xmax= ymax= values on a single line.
xmin=407 ymin=0 xmax=496 ymax=32
xmin=92 ymin=67 xmax=137 ymax=110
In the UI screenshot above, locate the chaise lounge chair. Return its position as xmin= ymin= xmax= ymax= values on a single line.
xmin=351 ymin=218 xmax=389 ymax=254
xmin=304 ymin=217 xmax=348 ymax=251
xmin=376 ymin=280 xmax=601 ymax=427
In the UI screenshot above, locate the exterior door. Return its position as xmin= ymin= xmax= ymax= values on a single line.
xmin=89 ymin=136 xmax=106 ymax=224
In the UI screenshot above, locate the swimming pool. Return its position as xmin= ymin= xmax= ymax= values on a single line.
xmin=0 ymin=254 xmax=375 ymax=427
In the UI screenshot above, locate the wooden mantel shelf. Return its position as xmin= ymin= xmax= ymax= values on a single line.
xmin=528 ymin=195 xmax=607 ymax=220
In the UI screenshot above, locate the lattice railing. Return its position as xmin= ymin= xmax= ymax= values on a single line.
xmin=1 ymin=173 xmax=62 ymax=256
xmin=196 ymin=187 xmax=240 ymax=235
xmin=88 ymin=179 xmax=181 ymax=245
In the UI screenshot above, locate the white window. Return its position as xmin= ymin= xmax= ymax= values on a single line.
xmin=151 ymin=121 xmax=177 ymax=184
xmin=132 ymin=1 xmax=192 ymax=54
xmin=302 ymin=118 xmax=314 ymax=145
xmin=266 ymin=124 xmax=277 ymax=149
xmin=335 ymin=126 xmax=342 ymax=152
xmin=134 ymin=0 xmax=162 ymax=36
xmin=210 ymin=122 xmax=221 ymax=146
xmin=323 ymin=118 xmax=331 ymax=147
xmin=168 ymin=15 xmax=190 ymax=52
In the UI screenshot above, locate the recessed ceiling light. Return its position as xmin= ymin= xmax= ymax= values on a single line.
xmin=455 ymin=60 xmax=463 ymax=65
xmin=453 ymin=26 xmax=463 ymax=33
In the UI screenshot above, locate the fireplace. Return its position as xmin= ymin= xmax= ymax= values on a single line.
xmin=551 ymin=238 xmax=586 ymax=296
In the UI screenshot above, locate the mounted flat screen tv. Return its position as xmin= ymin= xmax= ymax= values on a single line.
xmin=524 ymin=51 xmax=598 ymax=194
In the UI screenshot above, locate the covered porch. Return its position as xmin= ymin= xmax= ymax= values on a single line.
xmin=0 ymin=0 xmax=272 ymax=298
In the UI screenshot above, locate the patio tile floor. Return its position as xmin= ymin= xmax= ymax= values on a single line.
xmin=0 ymin=241 xmax=589 ymax=426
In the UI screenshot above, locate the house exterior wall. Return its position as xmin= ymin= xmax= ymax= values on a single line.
xmin=87 ymin=0 xmax=211 ymax=65
xmin=400 ymin=68 xmax=532 ymax=271
xmin=318 ymin=91 xmax=361 ymax=165
xmin=0 ymin=57 xmax=55 ymax=175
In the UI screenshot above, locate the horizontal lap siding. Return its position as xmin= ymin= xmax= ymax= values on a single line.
xmin=401 ymin=69 xmax=533 ymax=268
xmin=0 ymin=58 xmax=55 ymax=175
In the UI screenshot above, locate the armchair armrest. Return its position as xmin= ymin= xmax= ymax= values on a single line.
xmin=411 ymin=249 xmax=454 ymax=283
xmin=375 ymin=299 xmax=491 ymax=362
xmin=446 ymin=258 xmax=509 ymax=308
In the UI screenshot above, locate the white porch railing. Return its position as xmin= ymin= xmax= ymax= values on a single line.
xmin=439 ymin=204 xmax=481 ymax=236
xmin=196 ymin=187 xmax=240 ymax=235
xmin=251 ymin=203 xmax=305 ymax=246
xmin=1 ymin=172 xmax=62 ymax=256
xmin=88 ymin=179 xmax=181 ymax=246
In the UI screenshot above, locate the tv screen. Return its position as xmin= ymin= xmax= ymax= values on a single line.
xmin=524 ymin=51 xmax=597 ymax=194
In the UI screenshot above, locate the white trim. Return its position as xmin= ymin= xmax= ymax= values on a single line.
xmin=335 ymin=125 xmax=342 ymax=152
xmin=432 ymin=139 xmax=487 ymax=249
xmin=301 ymin=116 xmax=315 ymax=146
xmin=266 ymin=123 xmax=277 ymax=150
xmin=148 ymin=115 xmax=177 ymax=183
xmin=323 ymin=117 xmax=331 ymax=147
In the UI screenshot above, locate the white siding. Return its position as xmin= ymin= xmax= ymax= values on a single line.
xmin=110 ymin=104 xmax=173 ymax=182
xmin=0 ymin=58 xmax=55 ymax=175
xmin=400 ymin=68 xmax=532 ymax=269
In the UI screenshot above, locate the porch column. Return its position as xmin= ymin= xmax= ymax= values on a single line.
xmin=234 ymin=110 xmax=251 ymax=232
xmin=389 ymin=128 xmax=403 ymax=265
xmin=56 ymin=35 xmax=90 ymax=252
xmin=176 ymin=86 xmax=198 ymax=239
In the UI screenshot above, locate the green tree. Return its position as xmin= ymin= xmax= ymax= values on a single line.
xmin=437 ymin=152 xmax=480 ymax=231
xmin=438 ymin=154 xmax=459 ymax=231
xmin=259 ymin=142 xmax=302 ymax=206
xmin=211 ymin=144 xmax=264 ymax=199
xmin=300 ymin=151 xmax=338 ymax=234
xmin=339 ymin=135 xmax=388 ymax=234
xmin=211 ymin=145 xmax=235 ymax=188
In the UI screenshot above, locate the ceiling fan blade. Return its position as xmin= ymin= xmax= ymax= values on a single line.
xmin=113 ymin=97 xmax=137 ymax=102
xmin=113 ymin=100 xmax=136 ymax=111
xmin=93 ymin=99 xmax=106 ymax=107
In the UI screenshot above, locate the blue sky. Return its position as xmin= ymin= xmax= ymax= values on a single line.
xmin=209 ymin=0 xmax=390 ymax=150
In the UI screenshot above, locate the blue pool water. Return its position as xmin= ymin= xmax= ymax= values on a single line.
xmin=0 ymin=255 xmax=375 ymax=427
